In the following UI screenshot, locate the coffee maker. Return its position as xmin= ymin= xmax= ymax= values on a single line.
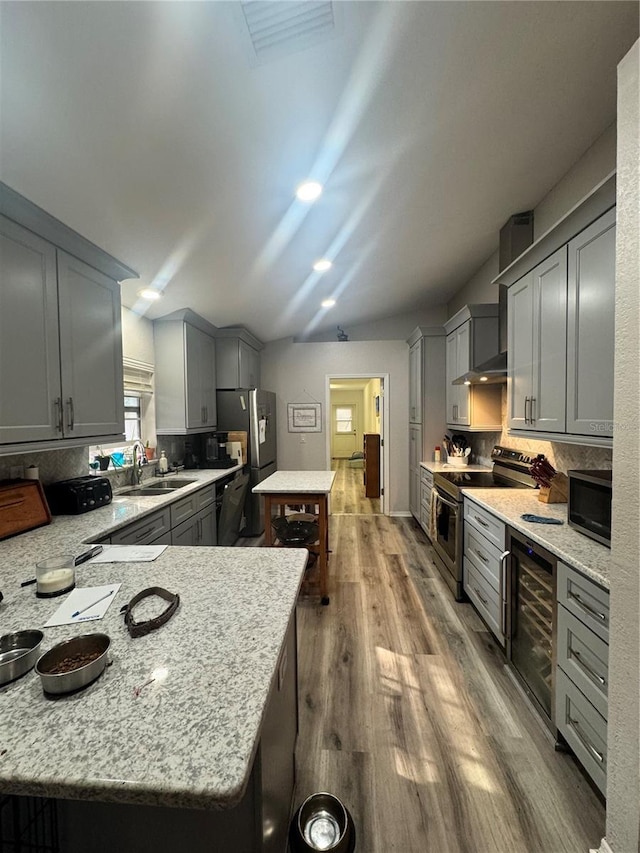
xmin=203 ymin=433 xmax=235 ymax=469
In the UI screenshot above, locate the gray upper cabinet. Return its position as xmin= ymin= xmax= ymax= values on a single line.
xmin=215 ymin=330 xmax=262 ymax=389
xmin=409 ymin=339 xmax=422 ymax=423
xmin=0 ymin=215 xmax=124 ymax=446
xmin=154 ymin=311 xmax=217 ymax=434
xmin=566 ymin=208 xmax=615 ymax=437
xmin=506 ymin=207 xmax=615 ymax=442
xmin=444 ymin=307 xmax=501 ymax=431
xmin=508 ymin=247 xmax=567 ymax=432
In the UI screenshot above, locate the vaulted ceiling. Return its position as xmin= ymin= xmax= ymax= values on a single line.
xmin=1 ymin=2 xmax=637 ymax=342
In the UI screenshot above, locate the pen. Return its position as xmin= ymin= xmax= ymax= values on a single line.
xmin=74 ymin=545 xmax=104 ymax=566
xmin=71 ymin=589 xmax=114 ymax=618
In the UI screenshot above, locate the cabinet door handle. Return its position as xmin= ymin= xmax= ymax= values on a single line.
xmin=567 ymin=590 xmax=607 ymax=622
xmin=499 ymin=550 xmax=510 ymax=635
xmin=54 ymin=397 xmax=63 ymax=432
xmin=524 ymin=396 xmax=530 ymax=424
xmin=571 ymin=649 xmax=606 ymax=686
xmin=568 ymin=717 xmax=604 ymax=764
xmin=474 ymin=515 xmax=489 ymax=529
xmin=474 ymin=587 xmax=488 ymax=607
xmin=67 ymin=397 xmax=75 ymax=430
xmin=530 ymin=397 xmax=536 ymax=423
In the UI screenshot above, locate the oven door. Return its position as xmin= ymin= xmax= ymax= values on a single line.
xmin=432 ymin=487 xmax=463 ymax=599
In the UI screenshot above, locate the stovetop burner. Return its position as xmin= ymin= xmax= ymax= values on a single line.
xmin=434 ymin=445 xmax=538 ymax=501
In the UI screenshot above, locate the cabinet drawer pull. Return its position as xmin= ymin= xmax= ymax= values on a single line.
xmin=571 ymin=649 xmax=606 ymax=686
xmin=134 ymin=525 xmax=156 ymax=542
xmin=474 ymin=587 xmax=488 ymax=606
xmin=568 ymin=590 xmax=606 ymax=622
xmin=474 ymin=515 xmax=489 ymax=529
xmin=474 ymin=549 xmax=488 ymax=563
xmin=568 ymin=717 xmax=604 ymax=764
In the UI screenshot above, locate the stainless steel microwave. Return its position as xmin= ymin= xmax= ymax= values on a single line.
xmin=567 ymin=469 xmax=612 ymax=548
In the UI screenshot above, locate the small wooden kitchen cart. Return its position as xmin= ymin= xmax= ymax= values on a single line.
xmin=253 ymin=470 xmax=336 ymax=604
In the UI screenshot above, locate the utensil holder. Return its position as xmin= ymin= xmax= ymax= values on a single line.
xmin=538 ymin=472 xmax=568 ymax=503
xmin=447 ymin=456 xmax=469 ymax=467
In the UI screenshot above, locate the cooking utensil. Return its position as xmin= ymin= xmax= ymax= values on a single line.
xmin=35 ymin=633 xmax=110 ymax=695
xmin=0 ymin=630 xmax=44 ymax=686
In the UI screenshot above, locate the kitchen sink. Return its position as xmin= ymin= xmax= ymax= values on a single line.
xmin=117 ymin=479 xmax=198 ymax=497
xmin=155 ymin=479 xmax=198 ymax=489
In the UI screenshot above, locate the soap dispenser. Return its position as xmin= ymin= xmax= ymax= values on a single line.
xmin=158 ymin=451 xmax=169 ymax=474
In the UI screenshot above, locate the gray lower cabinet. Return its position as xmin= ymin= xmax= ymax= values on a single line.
xmin=58 ymin=611 xmax=299 ymax=853
xmin=419 ymin=466 xmax=433 ymax=538
xmin=154 ymin=312 xmax=217 ymax=435
xmin=111 ymin=508 xmax=172 ymax=545
xmin=555 ymin=561 xmax=609 ymax=795
xmin=0 ymin=215 xmax=124 ymax=446
xmin=409 ymin=424 xmax=422 ymax=519
xmin=463 ymin=498 xmax=507 ymax=647
xmin=112 ymin=486 xmax=217 ymax=547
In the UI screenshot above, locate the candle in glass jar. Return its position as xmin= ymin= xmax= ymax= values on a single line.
xmin=36 ymin=556 xmax=75 ymax=597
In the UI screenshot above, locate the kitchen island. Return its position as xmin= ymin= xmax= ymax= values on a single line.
xmin=0 ymin=476 xmax=308 ymax=852
xmin=254 ymin=470 xmax=336 ymax=605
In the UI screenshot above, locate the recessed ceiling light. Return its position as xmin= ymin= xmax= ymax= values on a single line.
xmin=296 ymin=180 xmax=323 ymax=202
xmin=313 ymin=259 xmax=332 ymax=272
xmin=138 ymin=288 xmax=162 ymax=301
xmin=321 ymin=298 xmax=336 ymax=308
xmin=479 ymin=376 xmax=488 ymax=382
xmin=464 ymin=380 xmax=471 ymax=386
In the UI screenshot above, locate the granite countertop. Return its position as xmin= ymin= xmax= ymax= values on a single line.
xmin=252 ymin=469 xmax=336 ymax=494
xmin=0 ymin=465 xmax=308 ymax=810
xmin=461 ymin=488 xmax=611 ymax=589
xmin=421 ymin=460 xmax=491 ymax=474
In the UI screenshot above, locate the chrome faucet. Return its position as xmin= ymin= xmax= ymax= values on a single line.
xmin=131 ymin=441 xmax=146 ymax=485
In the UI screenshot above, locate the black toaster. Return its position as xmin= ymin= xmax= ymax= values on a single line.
xmin=45 ymin=476 xmax=112 ymax=515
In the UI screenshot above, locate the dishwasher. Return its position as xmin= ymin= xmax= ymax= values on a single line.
xmin=216 ymin=472 xmax=249 ymax=546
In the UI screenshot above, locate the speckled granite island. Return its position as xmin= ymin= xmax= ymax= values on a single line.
xmin=0 ymin=468 xmax=308 ymax=853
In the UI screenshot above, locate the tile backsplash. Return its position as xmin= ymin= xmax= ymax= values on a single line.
xmin=463 ymin=387 xmax=613 ymax=472
xmin=0 ymin=447 xmax=89 ymax=486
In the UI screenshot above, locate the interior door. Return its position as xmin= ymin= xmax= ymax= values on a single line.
xmin=332 ymin=404 xmax=358 ymax=457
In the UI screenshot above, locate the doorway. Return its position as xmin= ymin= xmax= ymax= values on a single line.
xmin=326 ymin=374 xmax=387 ymax=515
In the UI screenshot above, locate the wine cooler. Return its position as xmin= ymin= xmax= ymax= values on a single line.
xmin=507 ymin=528 xmax=557 ymax=729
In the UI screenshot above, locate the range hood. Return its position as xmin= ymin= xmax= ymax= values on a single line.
xmin=453 ymin=211 xmax=533 ymax=386
xmin=452 ymin=285 xmax=507 ymax=385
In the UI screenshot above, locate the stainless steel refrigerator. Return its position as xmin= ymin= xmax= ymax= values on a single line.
xmin=216 ymin=389 xmax=277 ymax=536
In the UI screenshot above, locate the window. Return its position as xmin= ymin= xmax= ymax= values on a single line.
xmin=335 ymin=407 xmax=353 ymax=433
xmin=124 ymin=395 xmax=142 ymax=442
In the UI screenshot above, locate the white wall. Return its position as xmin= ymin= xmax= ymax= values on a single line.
xmin=447 ymin=123 xmax=617 ymax=320
xmin=602 ymin=40 xmax=639 ymax=853
xmin=298 ymin=305 xmax=447 ymax=342
xmin=121 ymin=306 xmax=154 ymax=364
xmin=261 ymin=338 xmax=408 ymax=513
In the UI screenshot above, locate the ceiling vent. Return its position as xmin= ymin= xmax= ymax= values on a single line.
xmin=240 ymin=1 xmax=335 ymax=63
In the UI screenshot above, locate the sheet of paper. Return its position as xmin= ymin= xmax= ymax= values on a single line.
xmin=88 ymin=544 xmax=168 ymax=563
xmin=43 ymin=583 xmax=122 ymax=628
xmin=259 ymin=418 xmax=267 ymax=444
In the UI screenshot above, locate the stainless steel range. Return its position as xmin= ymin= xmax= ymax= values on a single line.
xmin=432 ymin=446 xmax=537 ymax=600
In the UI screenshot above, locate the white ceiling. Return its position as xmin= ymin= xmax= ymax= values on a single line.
xmin=1 ymin=2 xmax=637 ymax=343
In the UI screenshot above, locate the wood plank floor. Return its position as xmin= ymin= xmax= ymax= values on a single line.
xmin=242 ymin=470 xmax=605 ymax=852
xmin=330 ymin=458 xmax=381 ymax=515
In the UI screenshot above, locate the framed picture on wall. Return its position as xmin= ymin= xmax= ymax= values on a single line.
xmin=287 ymin=402 xmax=322 ymax=432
